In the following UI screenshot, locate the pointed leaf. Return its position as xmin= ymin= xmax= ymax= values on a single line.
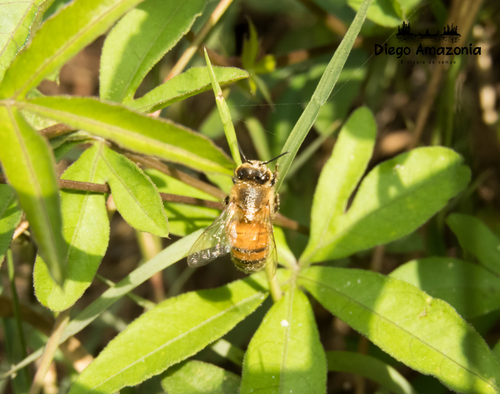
xmin=69 ymin=276 xmax=268 ymax=394
xmin=240 ymin=287 xmax=327 ymax=394
xmin=16 ymin=96 xmax=234 ymax=175
xmin=0 ymin=184 xmax=22 ymax=268
xmin=326 ymin=351 xmax=418 ymax=394
xmin=390 ymin=257 xmax=500 ymax=318
xmin=161 ymin=360 xmax=240 ymax=394
xmin=300 ymin=266 xmax=500 ymax=394
xmin=129 ymin=66 xmax=249 ymax=113
xmin=0 ymin=0 xmax=144 ymax=99
xmin=301 ymin=147 xmax=470 ymax=264
xmin=447 ymin=213 xmax=500 ymax=275
xmin=302 ymin=107 xmax=376 ymax=265
xmin=0 ymin=0 xmax=53 ymax=82
xmin=0 ymin=105 xmax=66 ymax=283
xmin=33 ymin=145 xmax=110 ymax=311
xmin=98 ymin=144 xmax=168 ymax=237
xmin=100 ymin=0 xmax=206 ymax=102
xmin=348 ymin=0 xmax=402 ymax=27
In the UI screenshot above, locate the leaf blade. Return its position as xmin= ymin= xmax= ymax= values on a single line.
xmin=69 ymin=276 xmax=268 ymax=394
xmin=16 ymin=96 xmax=234 ymax=175
xmin=33 ymin=144 xmax=110 ymax=311
xmin=0 ymin=105 xmax=66 ymax=283
xmin=240 ymin=287 xmax=327 ymax=394
xmin=300 ymin=266 xmax=500 ymax=394
xmin=0 ymin=184 xmax=22 ymax=268
xmin=0 ymin=0 xmax=145 ymax=98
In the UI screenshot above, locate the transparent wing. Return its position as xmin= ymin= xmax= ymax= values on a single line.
xmin=187 ymin=203 xmax=236 ymax=268
xmin=260 ymin=203 xmax=278 ymax=278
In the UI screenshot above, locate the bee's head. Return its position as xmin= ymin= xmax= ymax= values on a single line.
xmin=235 ymin=161 xmax=272 ymax=185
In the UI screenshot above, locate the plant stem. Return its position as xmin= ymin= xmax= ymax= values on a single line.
xmin=28 ymin=310 xmax=70 ymax=394
xmin=165 ymin=0 xmax=234 ymax=81
xmin=265 ymin=263 xmax=282 ymax=302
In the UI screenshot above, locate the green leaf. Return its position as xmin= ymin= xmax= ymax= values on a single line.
xmin=447 ymin=213 xmax=500 ymax=275
xmin=69 ymin=276 xmax=268 ymax=394
xmin=301 ymin=147 xmax=470 ymax=264
xmin=240 ymin=287 xmax=327 ymax=394
xmin=98 ymin=144 xmax=168 ymax=237
xmin=275 ymin=0 xmax=372 ymax=191
xmin=161 ymin=360 xmax=240 ymax=394
xmin=0 ymin=0 xmax=144 ymax=99
xmin=241 ymin=18 xmax=259 ymax=70
xmin=33 ymin=145 xmax=109 ymax=311
xmin=100 ymin=0 xmax=206 ymax=102
xmin=0 ymin=106 xmax=66 ymax=284
xmin=326 ymin=351 xmax=418 ymax=394
xmin=300 ymin=266 xmax=500 ymax=394
xmin=390 ymin=257 xmax=500 ymax=318
xmin=302 ymin=107 xmax=376 ymax=265
xmin=0 ymin=230 xmax=205 ymax=380
xmin=0 ymin=0 xmax=53 ymax=83
xmin=348 ymin=0 xmax=402 ymax=27
xmin=145 ymin=169 xmax=219 ymax=237
xmin=15 ymin=96 xmax=234 ymax=175
xmin=129 ymin=66 xmax=249 ymax=113
xmin=0 ymin=184 xmax=22 ymax=268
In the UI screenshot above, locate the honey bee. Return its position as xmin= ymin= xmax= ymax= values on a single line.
xmin=187 ymin=153 xmax=288 ymax=277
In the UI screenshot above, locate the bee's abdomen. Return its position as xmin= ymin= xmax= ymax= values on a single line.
xmin=230 ymin=222 xmax=268 ymax=273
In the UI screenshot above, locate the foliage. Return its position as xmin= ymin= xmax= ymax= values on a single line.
xmin=0 ymin=0 xmax=498 ymax=393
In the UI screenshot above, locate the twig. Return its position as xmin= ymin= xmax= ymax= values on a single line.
xmin=39 ymin=123 xmax=75 ymax=139
xmin=28 ymin=310 xmax=70 ymax=394
xmin=165 ymin=0 xmax=234 ymax=81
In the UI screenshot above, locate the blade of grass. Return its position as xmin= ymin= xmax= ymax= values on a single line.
xmin=204 ymin=48 xmax=241 ymax=166
xmin=274 ymin=0 xmax=372 ymax=191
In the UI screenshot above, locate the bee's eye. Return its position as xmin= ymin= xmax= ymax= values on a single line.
xmin=257 ymin=173 xmax=270 ymax=184
xmin=237 ymin=168 xmax=245 ymax=179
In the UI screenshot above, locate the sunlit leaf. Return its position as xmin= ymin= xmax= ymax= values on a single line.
xmin=129 ymin=66 xmax=249 ymax=113
xmin=98 ymin=144 xmax=168 ymax=237
xmin=0 ymin=0 xmax=144 ymax=98
xmin=301 ymin=147 xmax=470 ymax=265
xmin=348 ymin=0 xmax=402 ymax=27
xmin=100 ymin=0 xmax=206 ymax=102
xmin=69 ymin=276 xmax=268 ymax=394
xmin=0 ymin=105 xmax=66 ymax=283
xmin=16 ymin=96 xmax=234 ymax=175
xmin=240 ymin=287 xmax=326 ymax=394
xmin=300 ymin=266 xmax=500 ymax=394
xmin=161 ymin=360 xmax=240 ymax=394
xmin=33 ymin=145 xmax=109 ymax=311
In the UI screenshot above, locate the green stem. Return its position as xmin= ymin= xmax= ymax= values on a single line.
xmin=204 ymin=48 xmax=242 ymax=166
xmin=265 ymin=263 xmax=282 ymax=302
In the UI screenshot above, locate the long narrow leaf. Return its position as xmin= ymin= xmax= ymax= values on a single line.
xmin=129 ymin=66 xmax=249 ymax=113
xmin=98 ymin=144 xmax=168 ymax=236
xmin=15 ymin=96 xmax=234 ymax=175
xmin=300 ymin=266 xmax=500 ymax=394
xmin=240 ymin=286 xmax=327 ymax=393
xmin=101 ymin=0 xmax=205 ymax=102
xmin=0 ymin=0 xmax=144 ymax=99
xmin=69 ymin=276 xmax=268 ymax=394
xmin=33 ymin=145 xmax=109 ymax=311
xmin=0 ymin=105 xmax=66 ymax=283
xmin=274 ymin=0 xmax=373 ymax=191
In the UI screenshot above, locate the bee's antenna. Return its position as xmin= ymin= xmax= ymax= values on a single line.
xmin=238 ymin=144 xmax=248 ymax=163
xmin=262 ymin=151 xmax=289 ymax=165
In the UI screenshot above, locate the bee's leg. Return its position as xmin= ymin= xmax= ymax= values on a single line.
xmin=271 ymin=164 xmax=279 ymax=186
xmin=274 ymin=193 xmax=280 ymax=214
xmin=223 ymin=196 xmax=230 ymax=205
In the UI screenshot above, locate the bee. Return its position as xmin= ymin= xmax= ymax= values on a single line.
xmin=187 ymin=152 xmax=288 ymax=277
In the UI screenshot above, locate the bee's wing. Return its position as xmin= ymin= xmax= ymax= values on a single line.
xmin=261 ymin=203 xmax=278 ymax=278
xmin=187 ymin=203 xmax=236 ymax=268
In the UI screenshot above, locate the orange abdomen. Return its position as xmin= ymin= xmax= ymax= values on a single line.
xmin=230 ymin=222 xmax=269 ymax=263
